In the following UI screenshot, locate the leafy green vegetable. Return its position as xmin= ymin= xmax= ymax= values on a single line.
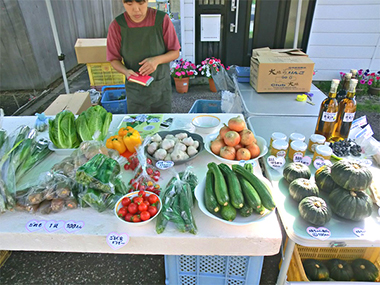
xmin=49 ymin=111 xmax=81 ymax=149
xmin=75 ymin=105 xmax=112 ymax=142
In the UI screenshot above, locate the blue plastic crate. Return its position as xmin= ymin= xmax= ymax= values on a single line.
xmin=165 ymin=255 xmax=264 ymax=285
xmin=100 ymin=85 xmax=127 ymax=114
xmin=236 ymin=66 xmax=250 ymax=83
xmin=189 ymin=100 xmax=222 ymax=113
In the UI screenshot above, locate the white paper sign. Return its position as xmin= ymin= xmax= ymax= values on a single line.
xmin=353 ymin=227 xmax=366 ymax=237
xmin=26 ymin=220 xmax=46 ymax=232
xmin=313 ymin=158 xmax=331 ymax=169
xmin=107 ymin=232 xmax=129 ymax=250
xmin=267 ymin=155 xmax=285 ymax=169
xmin=64 ymin=220 xmax=84 ymax=233
xmin=155 ymin=160 xmax=174 ymax=170
xmin=301 ymin=156 xmax=312 ymax=166
xmin=307 ymin=226 xmax=331 ymax=240
xmin=45 ymin=220 xmax=65 ymax=232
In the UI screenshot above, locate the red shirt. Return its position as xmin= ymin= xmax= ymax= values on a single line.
xmin=107 ymin=8 xmax=180 ymax=62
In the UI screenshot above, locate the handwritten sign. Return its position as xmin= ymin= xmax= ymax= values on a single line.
xmin=353 ymin=227 xmax=366 ymax=238
xmin=45 ymin=220 xmax=65 ymax=233
xmin=155 ymin=160 xmax=174 ymax=170
xmin=107 ymin=232 xmax=129 ymax=250
xmin=64 ymin=221 xmax=84 ymax=233
xmin=313 ymin=158 xmax=332 ymax=169
xmin=26 ymin=220 xmax=46 ymax=232
xmin=301 ymin=156 xmax=312 ymax=166
xmin=307 ymin=226 xmax=331 ymax=240
xmin=267 ymin=155 xmax=285 ymax=169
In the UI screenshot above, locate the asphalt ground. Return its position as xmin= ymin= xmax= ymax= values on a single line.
xmin=0 ymin=67 xmax=282 ymax=285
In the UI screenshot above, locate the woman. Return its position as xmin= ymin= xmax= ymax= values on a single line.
xmin=107 ymin=0 xmax=180 ymax=113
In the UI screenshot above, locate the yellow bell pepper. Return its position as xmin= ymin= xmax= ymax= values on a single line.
xmin=123 ymin=128 xmax=142 ymax=153
xmin=106 ymin=135 xmax=127 ymax=154
xmin=118 ymin=126 xmax=134 ymax=137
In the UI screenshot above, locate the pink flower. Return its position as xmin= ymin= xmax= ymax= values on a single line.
xmin=360 ymin=79 xmax=366 ymax=84
xmin=181 ymin=71 xmax=185 ymax=75
xmin=368 ymin=80 xmax=373 ymax=85
xmin=175 ymin=71 xmax=182 ymax=77
xmin=187 ymin=71 xmax=194 ymax=76
xmin=209 ymin=59 xmax=214 ymax=64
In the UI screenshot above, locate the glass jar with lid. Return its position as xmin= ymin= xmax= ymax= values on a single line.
xmin=289 ymin=133 xmax=305 ymax=145
xmin=313 ymin=145 xmax=333 ymax=162
xmin=308 ymin=134 xmax=326 ymax=152
xmin=288 ymin=140 xmax=307 ymax=162
xmin=270 ymin=139 xmax=289 ymax=157
xmin=270 ymin=132 xmax=287 ymax=148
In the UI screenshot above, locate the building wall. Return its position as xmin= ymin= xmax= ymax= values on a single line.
xmin=307 ymin=0 xmax=380 ymax=81
xmin=180 ymin=0 xmax=195 ymax=62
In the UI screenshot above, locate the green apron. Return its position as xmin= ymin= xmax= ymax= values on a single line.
xmin=116 ymin=11 xmax=172 ymax=113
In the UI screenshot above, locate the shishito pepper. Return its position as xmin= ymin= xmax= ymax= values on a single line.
xmin=106 ymin=135 xmax=127 ymax=154
xmin=122 ymin=128 xmax=142 ymax=153
xmin=118 ymin=126 xmax=134 ymax=137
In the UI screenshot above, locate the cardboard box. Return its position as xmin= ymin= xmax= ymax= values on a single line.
xmin=44 ymin=92 xmax=92 ymax=115
xmin=250 ymin=47 xmax=315 ymax=93
xmin=74 ymin=38 xmax=107 ymax=64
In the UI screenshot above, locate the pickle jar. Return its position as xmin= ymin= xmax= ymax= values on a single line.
xmin=270 ymin=132 xmax=287 ymax=148
xmin=289 ymin=133 xmax=305 ymax=144
xmin=308 ymin=134 xmax=326 ymax=152
xmin=288 ymin=140 xmax=307 ymax=162
xmin=270 ymin=139 xmax=289 ymax=157
xmin=313 ymin=145 xmax=333 ymax=162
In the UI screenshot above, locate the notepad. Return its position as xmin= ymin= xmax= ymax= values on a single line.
xmin=128 ymin=74 xmax=154 ymax=86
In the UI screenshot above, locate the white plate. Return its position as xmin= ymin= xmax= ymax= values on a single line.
xmin=191 ymin=115 xmax=221 ymax=134
xmin=48 ymin=142 xmax=77 ymax=156
xmin=204 ymin=133 xmax=268 ymax=164
xmin=194 ymin=176 xmax=274 ymax=226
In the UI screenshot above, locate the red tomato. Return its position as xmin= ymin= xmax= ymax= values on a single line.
xmin=125 ymin=213 xmax=133 ymax=222
xmin=143 ymin=200 xmax=150 ymax=207
xmin=148 ymin=194 xmax=159 ymax=205
xmin=121 ymin=197 xmax=131 ymax=207
xmin=138 ymin=184 xmax=146 ymax=191
xmin=152 ymin=175 xmax=160 ymax=182
xmin=140 ymin=211 xmax=151 ymax=221
xmin=153 ymin=170 xmax=161 ymax=177
xmin=127 ymin=203 xmax=138 ymax=214
xmin=118 ymin=207 xmax=127 ymax=217
xmin=133 ymin=197 xmax=144 ymax=205
xmin=146 ymin=185 xmax=154 ymax=192
xmin=138 ymin=203 xmax=148 ymax=212
xmin=138 ymin=190 xmax=146 ymax=198
xmin=148 ymin=205 xmax=158 ymax=217
xmin=131 ymin=215 xmax=141 ymax=223
xmin=146 ymin=158 xmax=152 ymax=165
xmin=146 ymin=167 xmax=153 ymax=175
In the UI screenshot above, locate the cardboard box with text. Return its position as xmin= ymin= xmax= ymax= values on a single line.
xmin=44 ymin=92 xmax=92 ymax=115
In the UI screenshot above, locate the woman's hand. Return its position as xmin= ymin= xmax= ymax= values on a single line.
xmin=138 ymin=57 xmax=159 ymax=76
xmin=126 ymin=69 xmax=138 ymax=79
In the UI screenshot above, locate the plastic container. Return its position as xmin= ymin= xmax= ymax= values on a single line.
xmin=165 ymin=255 xmax=264 ymax=285
xmin=87 ymin=62 xmax=125 ymax=88
xmin=189 ymin=100 xmax=222 ymax=113
xmin=287 ymin=244 xmax=380 ymax=282
xmin=270 ymin=139 xmax=289 ymax=158
xmin=100 ymin=85 xmax=127 ymax=114
xmin=236 ymin=66 xmax=250 ymax=83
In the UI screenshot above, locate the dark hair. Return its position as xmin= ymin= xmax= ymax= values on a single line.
xmin=123 ymin=0 xmax=147 ymax=3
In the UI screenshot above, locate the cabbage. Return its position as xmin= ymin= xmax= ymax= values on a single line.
xmin=49 ymin=110 xmax=81 ymax=149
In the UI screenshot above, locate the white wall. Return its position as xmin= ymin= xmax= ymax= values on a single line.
xmin=307 ymin=0 xmax=380 ymax=81
xmin=180 ymin=0 xmax=195 ymax=62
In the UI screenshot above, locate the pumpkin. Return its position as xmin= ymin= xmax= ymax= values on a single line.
xmin=352 ymin=258 xmax=379 ymax=282
xmin=314 ymin=165 xmax=338 ymax=194
xmin=289 ymin=178 xmax=319 ymax=202
xmin=329 ymin=187 xmax=373 ymax=221
xmin=326 ymin=259 xmax=354 ymax=281
xmin=330 ymin=160 xmax=373 ymax=191
xmin=298 ymin=196 xmax=332 ymax=226
xmin=283 ymin=162 xmax=311 ymax=183
xmin=303 ymin=259 xmax=330 ymax=281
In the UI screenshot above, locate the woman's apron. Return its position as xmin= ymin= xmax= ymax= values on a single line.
xmin=116 ymin=10 xmax=172 ymax=113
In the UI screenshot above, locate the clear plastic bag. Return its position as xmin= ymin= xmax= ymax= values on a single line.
xmin=212 ymin=66 xmax=235 ymax=92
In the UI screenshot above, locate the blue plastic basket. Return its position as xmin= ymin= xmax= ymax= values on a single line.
xmin=165 ymin=255 xmax=264 ymax=285
xmin=236 ymin=66 xmax=250 ymax=83
xmin=100 ymin=85 xmax=127 ymax=114
xmin=188 ymin=100 xmax=222 ymax=113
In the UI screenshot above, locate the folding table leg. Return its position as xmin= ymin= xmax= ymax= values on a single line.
xmin=276 ymin=239 xmax=295 ymax=285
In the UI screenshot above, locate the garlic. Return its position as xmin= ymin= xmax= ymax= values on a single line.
xmin=147 ymin=142 xmax=158 ymax=154
xmin=164 ymin=153 xmax=172 ymax=161
xmin=171 ymin=149 xmax=189 ymax=161
xmin=174 ymin=142 xmax=187 ymax=152
xmin=175 ymin=132 xmax=188 ymax=140
xmin=151 ymin=133 xmax=162 ymax=143
xmin=161 ymin=138 xmax=175 ymax=150
xmin=153 ymin=149 xmax=167 ymax=160
xmin=187 ymin=145 xmax=198 ymax=157
xmin=193 ymin=140 xmax=199 ymax=149
xmin=182 ymin=137 xmax=194 ymax=146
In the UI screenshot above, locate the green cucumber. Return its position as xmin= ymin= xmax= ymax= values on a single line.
xmin=237 ymin=175 xmax=262 ymax=210
xmin=244 ymin=162 xmax=254 ymax=173
xmin=221 ymin=204 xmax=237 ymax=221
xmin=253 ymin=204 xmax=266 ymax=215
xmin=204 ymin=170 xmax=220 ymax=213
xmin=218 ymin=163 xmax=244 ymax=209
xmin=239 ymin=204 xmax=253 ymax=217
xmin=232 ymin=165 xmax=276 ymax=211
xmin=207 ymin=162 xmax=229 ymax=206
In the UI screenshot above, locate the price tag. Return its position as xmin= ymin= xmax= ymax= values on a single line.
xmin=293 ymin=153 xmax=304 ymax=163
xmin=64 ymin=221 xmax=84 ymax=233
xmin=306 ymin=226 xmax=331 ymax=240
xmin=107 ymin=232 xmax=129 ymax=250
xmin=300 ymin=156 xmax=312 ymax=166
xmin=144 ymin=125 xmax=155 ymax=131
xmin=313 ymin=158 xmax=331 ymax=169
xmin=155 ymin=160 xmax=174 ymax=170
xmin=352 ymin=159 xmax=372 ymax=168
xmin=45 ymin=220 xmax=65 ymax=233
xmin=26 ymin=220 xmax=46 ymax=232
xmin=267 ymin=155 xmax=285 ymax=169
xmin=353 ymin=227 xmax=366 ymax=237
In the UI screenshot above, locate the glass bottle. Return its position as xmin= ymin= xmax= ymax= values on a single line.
xmin=330 ymin=79 xmax=358 ymax=142
xmin=336 ymin=72 xmax=352 ymax=103
xmin=314 ymin=79 xmax=340 ymax=141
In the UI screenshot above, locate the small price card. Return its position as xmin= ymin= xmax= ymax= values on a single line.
xmin=64 ymin=221 xmax=84 ymax=233
xmin=267 ymin=155 xmax=285 ymax=169
xmin=155 ymin=160 xmax=174 ymax=170
xmin=107 ymin=232 xmax=129 ymax=250
xmin=45 ymin=220 xmax=65 ymax=233
xmin=307 ymin=226 xmax=331 ymax=240
xmin=353 ymin=227 xmax=366 ymax=238
xmin=26 ymin=220 xmax=46 ymax=232
xmin=313 ymin=158 xmax=332 ymax=169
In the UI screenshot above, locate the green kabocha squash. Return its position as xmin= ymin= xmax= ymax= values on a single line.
xmin=289 ymin=178 xmax=319 ymax=202
xmin=283 ymin=162 xmax=311 ymax=183
xmin=330 ymin=160 xmax=373 ymax=191
xmin=298 ymin=196 xmax=332 ymax=226
xmin=303 ymin=259 xmax=330 ymax=281
xmin=314 ymin=165 xmax=338 ymax=194
xmin=329 ymin=187 xmax=372 ymax=221
xmin=352 ymin=258 xmax=379 ymax=282
xmin=326 ymin=259 xmax=354 ymax=281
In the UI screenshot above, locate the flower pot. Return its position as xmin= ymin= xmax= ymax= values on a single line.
xmin=174 ymin=77 xmax=189 ymax=93
xmin=369 ymin=86 xmax=380 ymax=96
xmin=209 ymin=78 xmax=217 ymax=93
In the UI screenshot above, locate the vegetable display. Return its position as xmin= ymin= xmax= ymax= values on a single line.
xmin=314 ymin=165 xmax=338 ymax=194
xmin=298 ymin=196 xmax=332 ymax=226
xmin=351 ymin=258 xmax=379 ymax=282
xmin=283 ymin=162 xmax=311 ymax=183
xmin=326 ymin=259 xmax=354 ymax=281
xmin=49 ymin=111 xmax=81 ymax=149
xmin=289 ymin=178 xmax=319 ymax=203
xmin=303 ymin=259 xmax=330 ymax=281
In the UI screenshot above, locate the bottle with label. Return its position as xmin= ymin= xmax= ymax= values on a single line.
xmin=330 ymin=79 xmax=358 ymax=141
xmin=314 ymin=79 xmax=340 ymax=141
xmin=336 ymin=72 xmax=352 ymax=103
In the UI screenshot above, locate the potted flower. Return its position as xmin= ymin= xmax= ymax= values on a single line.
xmin=368 ymin=70 xmax=380 ymax=96
xmin=170 ymin=58 xmax=197 ymax=93
xmin=198 ymin=57 xmax=229 ymax=92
